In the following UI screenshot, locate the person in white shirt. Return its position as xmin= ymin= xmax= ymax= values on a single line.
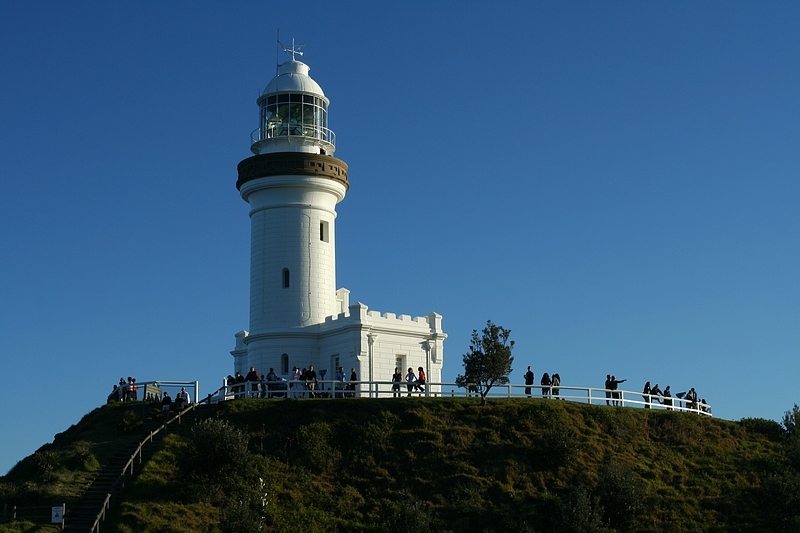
xmin=405 ymin=367 xmax=417 ymax=397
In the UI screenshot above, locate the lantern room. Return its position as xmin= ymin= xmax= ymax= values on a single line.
xmin=250 ymin=59 xmax=336 ymax=156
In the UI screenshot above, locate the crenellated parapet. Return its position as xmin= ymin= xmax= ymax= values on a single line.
xmin=323 ymin=302 xmax=444 ymax=335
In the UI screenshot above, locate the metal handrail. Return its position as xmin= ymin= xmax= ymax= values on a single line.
xmin=83 ymin=385 xmax=226 ymax=533
xmin=250 ymin=124 xmax=336 ymax=147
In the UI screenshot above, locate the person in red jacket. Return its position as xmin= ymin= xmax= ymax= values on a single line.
xmin=245 ymin=367 xmax=260 ymax=397
xmin=417 ymin=367 xmax=426 ymax=393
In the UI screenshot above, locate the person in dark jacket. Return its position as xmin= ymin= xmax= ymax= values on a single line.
xmin=347 ymin=367 xmax=357 ymax=398
xmin=662 ymin=386 xmax=673 ymax=410
xmin=541 ymin=372 xmax=552 ymax=398
xmin=650 ymin=383 xmax=663 ymax=405
xmin=609 ymin=376 xmax=626 ymax=406
xmin=161 ymin=392 xmax=172 ymax=421
xmin=524 ymin=367 xmax=535 ymax=397
xmin=642 ymin=381 xmax=652 ymax=408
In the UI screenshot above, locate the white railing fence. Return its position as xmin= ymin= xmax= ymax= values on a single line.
xmin=215 ymin=379 xmax=712 ymax=416
xmin=108 ymin=380 xmax=200 ymax=404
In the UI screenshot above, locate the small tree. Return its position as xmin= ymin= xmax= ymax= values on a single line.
xmin=782 ymin=404 xmax=800 ymax=437
xmin=455 ymin=320 xmax=514 ymax=405
xmin=783 ymin=404 xmax=800 ymax=470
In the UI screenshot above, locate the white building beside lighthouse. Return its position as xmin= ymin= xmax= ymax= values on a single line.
xmin=231 ymin=47 xmax=445 ymax=394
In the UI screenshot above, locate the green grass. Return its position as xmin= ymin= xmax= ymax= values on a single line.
xmin=1 ymin=398 xmax=797 ymax=532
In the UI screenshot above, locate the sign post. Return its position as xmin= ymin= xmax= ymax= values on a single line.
xmin=51 ymin=504 xmax=65 ymax=530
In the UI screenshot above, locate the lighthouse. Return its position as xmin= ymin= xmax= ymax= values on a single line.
xmin=232 ymin=45 xmax=445 ymax=395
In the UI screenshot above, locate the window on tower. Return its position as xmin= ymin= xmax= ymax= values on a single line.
xmin=281 ymin=353 xmax=289 ymax=375
xmin=320 ymin=221 xmax=329 ymax=242
xmin=282 ymin=268 xmax=290 ymax=288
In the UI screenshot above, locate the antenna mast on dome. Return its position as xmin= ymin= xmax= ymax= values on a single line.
xmin=279 ymin=37 xmax=305 ymax=61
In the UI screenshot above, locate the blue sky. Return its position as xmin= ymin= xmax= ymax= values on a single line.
xmin=1 ymin=1 xmax=798 ymax=475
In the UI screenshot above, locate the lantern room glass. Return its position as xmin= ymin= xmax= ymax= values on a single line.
xmin=259 ymin=94 xmax=328 ymax=141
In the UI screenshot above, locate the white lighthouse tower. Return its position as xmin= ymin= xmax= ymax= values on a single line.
xmin=232 ymin=44 xmax=446 ymax=394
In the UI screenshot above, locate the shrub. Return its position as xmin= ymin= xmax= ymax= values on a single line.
xmin=33 ymin=451 xmax=60 ymax=481
xmin=536 ymin=425 xmax=579 ymax=469
xmin=756 ymin=470 xmax=800 ymax=532
xmin=782 ymin=405 xmax=800 ymax=436
xmin=118 ymin=410 xmax=144 ymax=434
xmin=298 ymin=421 xmax=341 ymax=474
xmin=65 ymin=441 xmax=99 ymax=471
xmin=596 ymin=459 xmax=647 ymax=532
xmin=560 ymin=486 xmax=609 ymax=533
xmin=740 ymin=417 xmax=784 ymax=441
xmin=180 ymin=418 xmax=252 ymax=500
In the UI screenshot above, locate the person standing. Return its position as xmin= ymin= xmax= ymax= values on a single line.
xmin=686 ymin=387 xmax=698 ymax=411
xmin=541 ymin=372 xmax=552 ymax=398
xmin=551 ymin=373 xmax=561 ymax=399
xmin=642 ymin=381 xmax=652 ymax=408
xmin=417 ymin=367 xmax=426 ymax=394
xmin=663 ymin=385 xmax=673 ymax=411
xmin=610 ymin=376 xmax=626 ymax=406
xmin=161 ymin=392 xmax=172 ymax=421
xmin=335 ymin=366 xmax=345 ymax=398
xmin=306 ymin=365 xmax=318 ymax=398
xmin=347 ymin=367 xmax=357 ymax=398
xmin=405 ymin=367 xmax=416 ymax=397
xmin=391 ymin=368 xmax=403 ymax=397
xmin=524 ymin=366 xmax=535 ymax=397
xmin=266 ymin=368 xmax=279 ymax=398
xmin=176 ymin=387 xmax=190 ymax=410
xmin=291 ymin=366 xmax=302 ymax=398
xmin=604 ymin=375 xmax=612 ymax=406
xmin=124 ymin=377 xmax=133 ymax=402
xmin=245 ymin=367 xmax=260 ymax=398
xmin=650 ymin=383 xmax=663 ymax=406
xmin=234 ymin=371 xmax=245 ymax=398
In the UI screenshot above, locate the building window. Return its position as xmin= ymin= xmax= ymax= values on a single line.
xmin=281 ymin=353 xmax=289 ymax=374
xmin=282 ymin=268 xmax=290 ymax=288
xmin=320 ymin=220 xmax=329 ymax=242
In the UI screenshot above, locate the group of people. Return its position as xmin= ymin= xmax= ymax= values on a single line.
xmin=160 ymin=387 xmax=191 ymax=418
xmin=604 ymin=375 xmax=627 ymax=406
xmin=636 ymin=380 xmax=709 ymax=413
xmin=644 ymin=383 xmax=709 ymax=413
xmin=522 ymin=367 xmax=562 ymax=398
xmin=391 ymin=367 xmax=427 ymax=397
xmin=226 ymin=368 xmax=268 ymax=397
xmin=515 ymin=369 xmax=709 ymax=413
xmin=333 ymin=366 xmax=359 ymax=398
xmin=226 ymin=366 xmax=361 ymax=399
xmin=108 ymin=376 xmax=138 ymax=403
xmin=641 ymin=381 xmax=672 ymax=409
xmin=225 ymin=365 xmax=431 ymax=399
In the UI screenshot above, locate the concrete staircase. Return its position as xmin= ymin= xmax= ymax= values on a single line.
xmin=63 ymin=405 xmax=213 ymax=532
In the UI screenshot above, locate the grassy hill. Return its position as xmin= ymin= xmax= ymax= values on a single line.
xmin=2 ymin=398 xmax=799 ymax=532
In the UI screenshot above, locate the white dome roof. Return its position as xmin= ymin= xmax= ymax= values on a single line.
xmin=262 ymin=60 xmax=326 ymax=98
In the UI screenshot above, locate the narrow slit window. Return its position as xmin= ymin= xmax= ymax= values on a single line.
xmin=281 ymin=353 xmax=289 ymax=375
xmin=320 ymin=220 xmax=329 ymax=242
xmin=282 ymin=268 xmax=290 ymax=288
